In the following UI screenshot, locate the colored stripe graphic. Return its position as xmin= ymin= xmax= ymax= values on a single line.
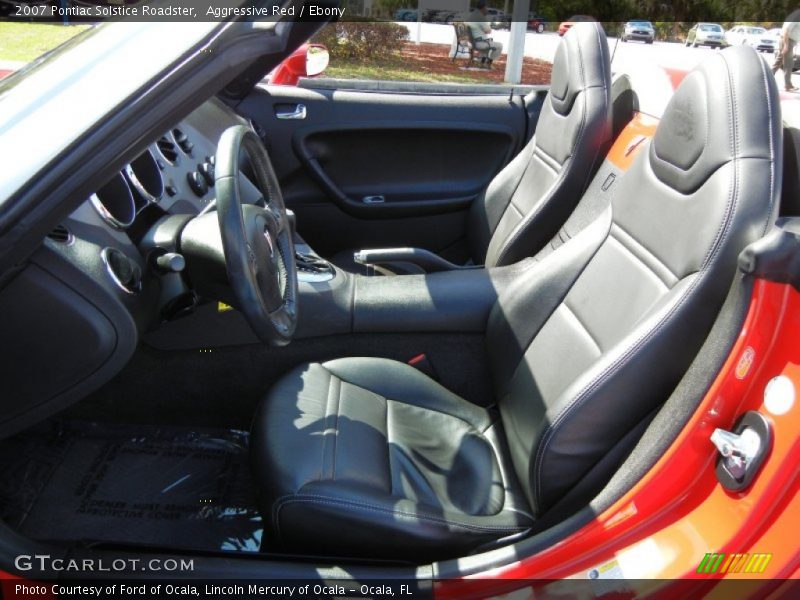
xmin=698 ymin=553 xmax=772 ymax=574
xmin=697 ymin=553 xmax=725 ymax=574
xmin=747 ymin=554 xmax=772 ymax=573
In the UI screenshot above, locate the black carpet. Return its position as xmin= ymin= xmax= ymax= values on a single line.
xmin=67 ymin=333 xmax=493 ymax=430
xmin=0 ymin=421 xmax=261 ymax=553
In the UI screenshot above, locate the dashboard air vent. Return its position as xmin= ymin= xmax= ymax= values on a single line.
xmin=156 ymin=134 xmax=179 ymax=164
xmin=172 ymin=128 xmax=194 ymax=156
xmin=47 ymin=224 xmax=72 ymax=244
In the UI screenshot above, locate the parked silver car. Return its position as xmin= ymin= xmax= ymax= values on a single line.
xmin=621 ymin=20 xmax=655 ymax=44
xmin=685 ymin=23 xmax=725 ymax=48
xmin=725 ymin=25 xmax=776 ymax=52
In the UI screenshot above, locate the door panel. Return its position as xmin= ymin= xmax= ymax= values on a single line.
xmin=295 ymin=123 xmax=514 ymax=217
xmin=236 ymin=84 xmax=542 ymax=258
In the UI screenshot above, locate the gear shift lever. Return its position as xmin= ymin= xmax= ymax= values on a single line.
xmin=286 ymin=209 xmax=336 ymax=282
xmin=286 ymin=209 xmax=298 ymax=240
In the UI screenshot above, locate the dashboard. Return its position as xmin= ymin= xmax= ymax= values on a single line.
xmin=53 ymin=98 xmax=263 ymax=318
xmin=0 ymin=97 xmax=259 ymax=437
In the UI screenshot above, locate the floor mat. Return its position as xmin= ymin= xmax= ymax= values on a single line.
xmin=0 ymin=421 xmax=261 ymax=552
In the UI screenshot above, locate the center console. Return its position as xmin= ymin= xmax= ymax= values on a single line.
xmin=145 ymin=211 xmax=533 ymax=351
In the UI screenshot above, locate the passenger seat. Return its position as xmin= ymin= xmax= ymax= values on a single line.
xmin=333 ymin=22 xmax=613 ymax=274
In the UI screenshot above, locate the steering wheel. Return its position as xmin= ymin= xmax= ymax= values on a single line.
xmin=214 ymin=125 xmax=297 ymax=346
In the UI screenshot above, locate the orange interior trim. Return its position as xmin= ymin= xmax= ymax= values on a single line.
xmin=607 ymin=111 xmax=659 ymax=171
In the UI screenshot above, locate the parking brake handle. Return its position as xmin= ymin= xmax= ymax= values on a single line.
xmin=353 ymin=248 xmax=477 ymax=274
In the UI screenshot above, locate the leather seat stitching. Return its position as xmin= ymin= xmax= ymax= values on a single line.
xmin=534 ymin=275 xmax=702 ymax=511
xmin=331 ymin=377 xmax=341 ymax=481
xmin=533 ymin=145 xmax=563 ymax=171
xmin=296 ymin=364 xmax=523 ymax=520
xmin=385 ymin=397 xmax=394 ymax=496
xmin=611 ymin=221 xmax=678 ymax=282
xmin=273 ymin=494 xmax=531 ymax=533
xmin=320 ymin=363 xmax=486 ymax=431
xmin=560 ymin=302 xmax=603 ymax=353
xmin=498 ymin=211 xmax=612 ymax=401
xmin=754 ymin=51 xmax=777 ymax=234
xmin=531 ymin=150 xmax=560 ymax=176
xmin=320 ymin=371 xmax=335 ymax=482
xmin=532 ymin=52 xmax=744 ymax=512
xmin=493 ymin=154 xmax=573 ymax=266
xmin=576 ymin=24 xmax=611 ymax=196
xmin=507 ymin=200 xmax=525 ymax=218
xmin=608 ymin=230 xmax=673 ymax=289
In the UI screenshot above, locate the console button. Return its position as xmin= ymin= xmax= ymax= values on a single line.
xmin=199 ymin=162 xmax=215 ymax=186
xmin=187 ymin=171 xmax=208 ymax=197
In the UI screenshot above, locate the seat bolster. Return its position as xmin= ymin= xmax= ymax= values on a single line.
xmin=488 ymin=207 xmax=612 ymax=393
xmin=252 ymin=362 xmax=336 ymax=495
xmin=322 ymin=357 xmax=492 ymax=429
xmin=271 ymin=479 xmax=532 ymax=561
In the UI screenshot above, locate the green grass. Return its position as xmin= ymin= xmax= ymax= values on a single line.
xmin=0 ymin=22 xmax=90 ymax=63
xmin=325 ymin=60 xmax=497 ymax=85
xmin=0 ymin=23 xmax=496 ymax=85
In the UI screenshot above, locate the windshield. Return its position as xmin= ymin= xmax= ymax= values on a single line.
xmin=747 ymin=27 xmax=766 ymax=34
xmin=699 ymin=24 xmax=723 ymax=32
xmin=630 ymin=21 xmax=652 ymax=28
xmin=0 ymin=21 xmax=221 ymax=205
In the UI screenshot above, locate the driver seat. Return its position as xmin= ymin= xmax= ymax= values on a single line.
xmin=251 ymin=47 xmax=780 ymax=561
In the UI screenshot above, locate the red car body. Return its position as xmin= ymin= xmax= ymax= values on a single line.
xmin=267 ymin=43 xmax=329 ymax=86
xmin=441 ymin=275 xmax=800 ymax=596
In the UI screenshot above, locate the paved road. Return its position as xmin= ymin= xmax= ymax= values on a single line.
xmin=400 ymin=22 xmax=793 ymax=115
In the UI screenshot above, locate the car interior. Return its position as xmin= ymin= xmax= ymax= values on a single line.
xmin=0 ymin=19 xmax=796 ymax=575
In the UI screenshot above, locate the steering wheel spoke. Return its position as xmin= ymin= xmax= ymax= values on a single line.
xmin=214 ymin=125 xmax=298 ymax=346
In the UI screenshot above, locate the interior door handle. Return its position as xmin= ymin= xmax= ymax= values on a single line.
xmin=275 ymin=104 xmax=307 ymax=120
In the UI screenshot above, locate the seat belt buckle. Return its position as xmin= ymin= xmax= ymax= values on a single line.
xmin=408 ymin=353 xmax=439 ymax=381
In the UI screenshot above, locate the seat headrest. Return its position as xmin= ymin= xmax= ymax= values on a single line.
xmin=549 ymin=22 xmax=610 ymax=116
xmin=650 ymin=46 xmax=780 ymax=194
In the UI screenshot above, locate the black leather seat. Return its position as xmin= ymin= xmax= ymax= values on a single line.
xmin=251 ymin=46 xmax=781 ymax=561
xmin=251 ymin=358 xmax=534 ymax=561
xmin=331 ymin=22 xmax=612 ymax=275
